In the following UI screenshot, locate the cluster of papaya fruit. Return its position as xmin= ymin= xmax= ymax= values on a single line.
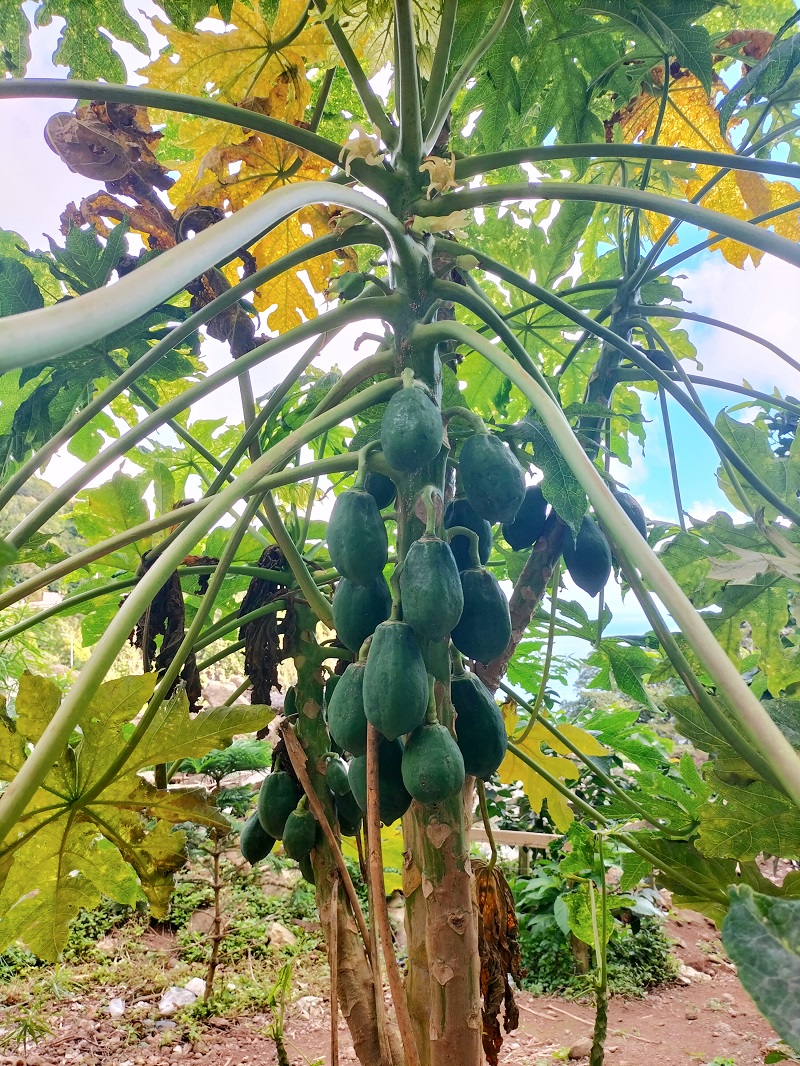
xmin=242 ymin=371 xmax=650 ymax=861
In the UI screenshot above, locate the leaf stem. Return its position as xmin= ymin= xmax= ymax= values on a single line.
xmin=423 ymin=0 xmax=458 ymax=129
xmin=394 ymin=0 xmax=424 ymax=165
xmin=476 ymin=779 xmax=497 ymax=872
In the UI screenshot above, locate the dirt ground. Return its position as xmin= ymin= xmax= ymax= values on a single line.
xmin=0 ymin=907 xmax=782 ymax=1066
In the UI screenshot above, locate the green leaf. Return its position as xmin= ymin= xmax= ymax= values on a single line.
xmin=73 ymin=472 xmax=150 ymax=540
xmin=719 ymin=34 xmax=800 ymax=133
xmin=715 ymin=411 xmax=800 ymax=522
xmin=510 ymin=415 xmax=587 ymax=538
xmin=0 ymin=672 xmax=273 ymax=960
xmin=699 ymin=772 xmax=800 ymax=861
xmin=0 ymin=538 xmax=17 ymax=582
xmin=34 ymin=0 xmax=148 ymax=81
xmin=0 ymin=258 xmax=44 ymax=317
xmin=0 ymin=1 xmax=31 ymax=74
xmin=563 ymin=883 xmax=614 ymax=947
xmin=587 ymin=640 xmax=654 ymax=705
xmin=161 ymin=1 xmax=217 ymax=31
xmin=722 ymin=886 xmax=800 ymax=1052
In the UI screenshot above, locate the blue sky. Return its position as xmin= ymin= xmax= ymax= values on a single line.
xmin=3 ymin=4 xmax=799 ymax=676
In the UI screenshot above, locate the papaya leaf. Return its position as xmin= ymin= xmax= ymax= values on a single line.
xmin=719 ymin=34 xmax=800 ymax=133
xmin=715 ymin=411 xmax=800 ymax=522
xmin=698 ymin=771 xmax=800 ymax=861
xmin=586 ymin=640 xmax=655 ymax=706
xmin=34 ymin=0 xmax=148 ymax=81
xmin=0 ymin=672 xmax=273 ymax=961
xmin=563 ymin=882 xmax=614 ymax=948
xmin=509 ymin=415 xmax=587 ymax=538
xmin=722 ymin=885 xmax=800 ymax=1052
xmin=341 ymin=822 xmax=404 ymax=893
xmin=0 ymin=258 xmax=44 ymax=317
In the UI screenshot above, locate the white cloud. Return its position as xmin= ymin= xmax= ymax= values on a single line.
xmin=679 ymin=254 xmax=800 ymax=396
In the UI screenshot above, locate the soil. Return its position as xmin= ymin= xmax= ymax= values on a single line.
xmin=0 ymin=907 xmax=782 ymax=1066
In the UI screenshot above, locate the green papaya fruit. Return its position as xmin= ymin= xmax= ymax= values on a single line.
xmin=451 ymin=673 xmax=507 ymax=779
xmin=283 ymin=686 xmax=297 ymax=717
xmin=611 ymin=491 xmax=647 ymax=539
xmin=324 ymin=673 xmax=340 ymax=708
xmin=380 ymin=386 xmax=442 ymax=472
xmin=298 ymin=853 xmax=316 ymax=884
xmin=401 ymin=721 xmax=465 ymax=804
xmin=459 ymin=432 xmax=526 ymax=523
xmin=283 ymin=806 xmax=318 ymax=861
xmin=335 ymin=789 xmax=363 ymax=836
xmin=326 ymin=661 xmax=368 ymax=756
xmin=364 ymin=470 xmax=397 ymax=510
xmin=240 ymin=812 xmax=277 ymax=865
xmin=445 ymin=499 xmax=492 ymax=571
xmin=363 ymin=620 xmax=429 ymax=740
xmin=503 ymin=485 xmax=548 ymax=551
xmin=326 ymin=756 xmax=351 ymax=796
xmin=400 ymin=535 xmax=464 ymax=642
xmin=257 ymin=771 xmax=301 ymax=839
xmin=332 ymin=575 xmax=392 ymax=653
xmin=349 ymin=738 xmax=412 ymax=825
xmin=563 ymin=515 xmax=612 ymax=597
xmin=451 ymin=567 xmax=511 ymax=664
xmin=327 ymin=487 xmax=388 ymax=585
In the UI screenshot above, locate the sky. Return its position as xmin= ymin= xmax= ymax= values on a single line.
xmin=2 ymin=4 xmax=799 ymax=680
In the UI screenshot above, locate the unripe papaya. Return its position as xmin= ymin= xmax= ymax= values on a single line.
xmin=257 ymin=771 xmax=301 ymax=839
xmin=381 ymin=386 xmax=442 ymax=472
xmin=451 ymin=673 xmax=507 ymax=779
xmin=283 ymin=686 xmax=297 ymax=717
xmin=459 ymin=432 xmax=526 ymax=523
xmin=335 ymin=789 xmax=363 ymax=836
xmin=400 ymin=535 xmax=464 ymax=642
xmin=503 ymin=485 xmax=548 ymax=551
xmin=363 ymin=621 xmax=429 ymax=740
xmin=563 ymin=515 xmax=612 ymax=597
xmin=332 ymin=575 xmax=392 ymax=653
xmin=451 ymin=568 xmax=511 ymax=664
xmin=327 ymin=487 xmax=388 ymax=585
xmin=349 ymin=738 xmax=412 ymax=825
xmin=298 ymin=853 xmax=316 ymax=884
xmin=326 ymin=661 xmax=368 ymax=757
xmin=283 ymin=806 xmax=317 ymax=861
xmin=240 ymin=812 xmax=277 ymax=865
xmin=401 ymin=721 xmax=465 ymax=804
xmin=364 ymin=470 xmax=397 ymax=510
xmin=611 ymin=490 xmax=647 ymax=539
xmin=326 ymin=756 xmax=351 ymax=796
xmin=445 ymin=498 xmax=492 ymax=571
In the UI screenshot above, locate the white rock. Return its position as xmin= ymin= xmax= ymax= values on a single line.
xmin=158 ymin=986 xmax=197 ymax=1015
xmin=678 ymin=963 xmax=712 ymax=984
xmin=295 ymin=995 xmax=324 ymax=1019
xmin=267 ymin=921 xmax=297 ymax=947
xmin=184 ymin=978 xmax=207 ymax=998
xmin=107 ymin=998 xmax=127 ymax=1018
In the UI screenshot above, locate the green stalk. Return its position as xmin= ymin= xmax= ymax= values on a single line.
xmin=0 ymin=455 xmax=359 ymax=613
xmin=511 ymin=563 xmax=561 ymax=745
xmin=0 ymin=78 xmax=393 ymax=187
xmin=628 ymin=59 xmax=670 ymax=272
xmin=194 ymin=599 xmax=290 ymax=652
xmin=506 ymin=739 xmax=728 ymax=905
xmin=394 ymin=0 xmax=424 ymax=165
xmin=455 ymin=143 xmax=800 ymax=184
xmin=196 ymin=639 xmax=246 ymax=674
xmin=7 ymin=296 xmax=401 ymax=548
xmin=424 ymin=182 xmax=800 ymax=270
xmin=0 ymin=182 xmax=407 ymax=373
xmin=634 ymin=305 xmax=800 ymax=375
xmin=0 ymin=375 xmax=401 ymax=843
xmin=417 ymin=320 xmax=800 ymax=809
xmin=500 ymin=679 xmax=657 ymax=826
xmin=308 ymin=67 xmax=336 ymax=133
xmin=613 ymin=372 xmax=800 ymax=419
xmin=423 ymin=0 xmax=515 ymax=151
xmin=0 ymin=225 xmax=381 ymax=514
xmin=590 ymin=836 xmax=608 ymax=1066
xmin=649 ymin=199 xmax=800 ymax=280
xmin=262 ymin=494 xmax=334 ymax=627
xmin=312 ymin=0 xmax=397 ymax=149
xmin=423 ymin=0 xmax=458 ymax=129
xmin=659 ymin=387 xmax=686 ymax=533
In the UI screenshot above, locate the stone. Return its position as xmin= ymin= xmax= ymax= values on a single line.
xmin=685 ymin=1005 xmax=700 ymax=1020
xmin=106 ymin=998 xmax=126 ymax=1018
xmin=678 ymin=963 xmax=712 ymax=984
xmin=568 ymin=1037 xmax=593 ymax=1059
xmin=184 ymin=977 xmax=207 ymax=998
xmin=267 ymin=921 xmax=297 ymax=948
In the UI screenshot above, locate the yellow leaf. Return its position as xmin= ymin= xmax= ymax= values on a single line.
xmin=622 ymin=76 xmax=800 ymax=268
xmin=340 ymin=823 xmax=404 ymax=893
xmin=496 ymin=705 xmax=605 ymax=833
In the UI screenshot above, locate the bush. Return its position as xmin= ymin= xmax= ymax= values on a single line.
xmin=519 ymin=916 xmax=678 ymax=998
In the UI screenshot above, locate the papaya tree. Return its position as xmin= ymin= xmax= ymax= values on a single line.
xmin=2 ymin=2 xmax=800 ymax=1064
